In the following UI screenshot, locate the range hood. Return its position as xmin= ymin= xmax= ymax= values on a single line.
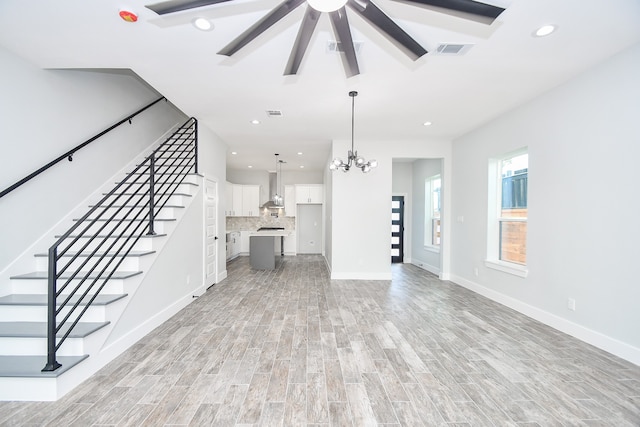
xmin=261 ymin=172 xmax=284 ymax=210
xmin=261 ymin=154 xmax=285 ymax=210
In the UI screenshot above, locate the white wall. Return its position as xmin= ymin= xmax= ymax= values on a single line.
xmin=0 ymin=46 xmax=187 ymax=271
xmin=450 ymin=43 xmax=640 ymax=363
xmin=329 ymin=139 xmax=452 ymax=280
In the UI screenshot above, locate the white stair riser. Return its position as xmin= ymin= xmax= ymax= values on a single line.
xmin=0 ymin=377 xmax=57 ymax=402
xmin=11 ymin=278 xmax=126 ymax=295
xmin=0 ymin=302 xmax=115 ymax=322
xmin=55 ymin=236 xmax=159 ymax=252
xmin=69 ymin=219 xmax=171 ymax=236
xmin=0 ymin=336 xmax=87 ymax=356
xmin=84 ymin=206 xmax=178 ymax=220
xmin=35 ymin=255 xmax=143 ymax=272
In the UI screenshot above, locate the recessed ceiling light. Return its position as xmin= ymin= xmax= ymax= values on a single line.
xmin=251 ymin=119 xmax=260 ymax=125
xmin=231 ymin=151 xmax=237 ymax=155
xmin=297 ymin=152 xmax=303 ymax=155
xmin=423 ymin=121 xmax=432 ymax=126
xmin=534 ymin=24 xmax=557 ymax=37
xmin=299 ymin=165 xmax=305 ymax=169
xmin=248 ymin=165 xmax=253 ymax=168
xmin=193 ymin=17 xmax=213 ymax=31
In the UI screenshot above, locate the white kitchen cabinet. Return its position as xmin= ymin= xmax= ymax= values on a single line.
xmin=295 ymin=184 xmax=323 ymax=204
xmin=226 ymin=231 xmax=241 ymax=261
xmin=225 ymin=181 xmax=234 ymax=216
xmin=283 ymin=233 xmax=297 ymax=255
xmin=241 ymin=185 xmax=260 ymax=216
xmin=226 ymin=183 xmax=261 ymax=217
xmin=232 ymin=184 xmax=243 ymax=216
xmin=240 ymin=231 xmax=251 ymax=254
xmin=284 ymin=185 xmax=295 ymax=216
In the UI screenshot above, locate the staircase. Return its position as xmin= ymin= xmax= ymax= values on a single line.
xmin=0 ymin=117 xmax=202 ymax=401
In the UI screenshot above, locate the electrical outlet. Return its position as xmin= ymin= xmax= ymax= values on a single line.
xmin=474 ymin=267 xmax=479 ymax=277
xmin=186 ymin=275 xmax=190 ymax=285
xmin=567 ymin=298 xmax=576 ymax=311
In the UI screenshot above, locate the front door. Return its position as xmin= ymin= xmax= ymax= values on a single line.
xmin=391 ymin=196 xmax=404 ymax=263
xmin=204 ymin=178 xmax=218 ymax=287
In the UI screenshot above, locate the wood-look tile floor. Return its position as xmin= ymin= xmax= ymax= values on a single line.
xmin=1 ymin=255 xmax=639 ymax=426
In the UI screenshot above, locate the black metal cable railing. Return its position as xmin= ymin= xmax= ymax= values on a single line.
xmin=42 ymin=117 xmax=198 ymax=372
xmin=0 ymin=96 xmax=167 ymax=199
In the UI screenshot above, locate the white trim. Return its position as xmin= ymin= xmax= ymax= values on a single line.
xmin=485 ymin=259 xmax=528 ymax=278
xmin=450 ymin=274 xmax=640 ymax=366
xmin=411 ymin=259 xmax=440 ymax=276
xmin=423 ymin=245 xmax=440 ymax=254
xmin=330 ymin=271 xmax=392 ymax=281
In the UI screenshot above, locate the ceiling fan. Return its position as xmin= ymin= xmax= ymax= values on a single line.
xmin=145 ymin=0 xmax=506 ymax=77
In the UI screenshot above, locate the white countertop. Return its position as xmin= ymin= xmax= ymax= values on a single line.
xmin=249 ymin=230 xmax=291 ymax=237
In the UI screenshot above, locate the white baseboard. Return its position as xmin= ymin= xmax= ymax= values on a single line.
xmin=330 ymin=271 xmax=392 ymax=280
xmin=450 ymin=274 xmax=640 ymax=366
xmin=411 ymin=259 xmax=440 ymax=276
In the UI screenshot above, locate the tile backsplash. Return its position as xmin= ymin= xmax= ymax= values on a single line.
xmin=226 ymin=214 xmax=295 ymax=232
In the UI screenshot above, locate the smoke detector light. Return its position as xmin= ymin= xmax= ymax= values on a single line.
xmin=119 ymin=10 xmax=138 ymax=22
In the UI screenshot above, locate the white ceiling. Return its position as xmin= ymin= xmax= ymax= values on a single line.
xmin=1 ymin=0 xmax=639 ymax=173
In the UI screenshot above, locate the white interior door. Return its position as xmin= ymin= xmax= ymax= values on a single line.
xmin=204 ymin=178 xmax=218 ymax=287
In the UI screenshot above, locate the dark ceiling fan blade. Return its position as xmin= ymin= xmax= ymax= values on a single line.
xmin=329 ymin=8 xmax=360 ymax=77
xmin=347 ymin=0 xmax=427 ymax=61
xmin=146 ymin=0 xmax=232 ymax=15
xmin=393 ymin=0 xmax=505 ymax=23
xmin=284 ymin=7 xmax=321 ymax=75
xmin=218 ymin=0 xmax=307 ymax=56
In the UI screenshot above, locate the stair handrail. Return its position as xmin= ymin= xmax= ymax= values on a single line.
xmin=42 ymin=116 xmax=198 ymax=372
xmin=0 ymin=96 xmax=167 ymax=199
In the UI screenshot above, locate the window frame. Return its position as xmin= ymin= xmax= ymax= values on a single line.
xmin=424 ymin=174 xmax=441 ymax=252
xmin=486 ymin=149 xmax=528 ymax=278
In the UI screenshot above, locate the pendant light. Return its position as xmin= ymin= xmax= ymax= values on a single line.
xmin=329 ymin=91 xmax=377 ymax=173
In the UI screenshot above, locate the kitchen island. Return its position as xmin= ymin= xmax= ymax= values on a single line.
xmin=249 ymin=228 xmax=291 ymax=270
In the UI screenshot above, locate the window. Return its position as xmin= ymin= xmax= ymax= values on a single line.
xmin=424 ymin=174 xmax=441 ymax=249
xmin=487 ymin=150 xmax=528 ymax=277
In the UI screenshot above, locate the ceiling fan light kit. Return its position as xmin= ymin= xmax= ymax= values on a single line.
xmin=145 ymin=0 xmax=506 ymax=77
xmin=330 ymin=91 xmax=377 ymax=173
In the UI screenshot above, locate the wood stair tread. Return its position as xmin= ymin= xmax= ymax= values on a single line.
xmin=0 ymin=355 xmax=89 ymax=378
xmin=0 ymin=321 xmax=110 ymax=338
xmin=0 ymin=294 xmax=127 ymax=306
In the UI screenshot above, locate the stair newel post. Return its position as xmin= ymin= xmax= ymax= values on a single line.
xmin=193 ymin=118 xmax=199 ymax=174
xmin=147 ymin=153 xmax=157 ymax=236
xmin=42 ymin=246 xmax=61 ymax=372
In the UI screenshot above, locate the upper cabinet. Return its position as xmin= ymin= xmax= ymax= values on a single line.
xmin=241 ymin=185 xmax=260 ymax=216
xmin=226 ymin=183 xmax=260 ymax=217
xmin=296 ymin=184 xmax=323 ymax=204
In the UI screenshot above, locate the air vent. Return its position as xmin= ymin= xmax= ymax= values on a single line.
xmin=266 ymin=110 xmax=283 ymax=118
xmin=434 ymin=43 xmax=474 ymax=55
xmin=327 ymin=40 xmax=363 ymax=54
